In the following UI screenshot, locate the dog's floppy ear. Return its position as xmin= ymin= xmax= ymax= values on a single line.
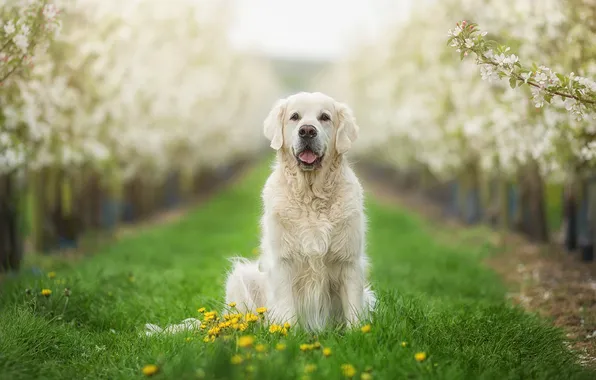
xmin=263 ymin=98 xmax=287 ymax=151
xmin=335 ymin=102 xmax=359 ymax=154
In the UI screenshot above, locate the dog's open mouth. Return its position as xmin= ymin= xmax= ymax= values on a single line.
xmin=296 ymin=149 xmax=323 ymax=169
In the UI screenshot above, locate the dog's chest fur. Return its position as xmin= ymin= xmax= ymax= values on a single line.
xmin=265 ymin=163 xmax=362 ymax=262
xmin=274 ymin=187 xmax=357 ymax=260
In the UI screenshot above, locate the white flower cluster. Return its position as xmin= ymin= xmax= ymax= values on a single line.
xmin=316 ymin=0 xmax=596 ymax=182
xmin=447 ymin=16 xmax=596 ymax=120
xmin=0 ymin=0 xmax=61 ymax=83
xmin=0 ymin=0 xmax=282 ymax=180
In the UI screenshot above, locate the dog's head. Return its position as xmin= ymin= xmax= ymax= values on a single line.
xmin=263 ymin=92 xmax=359 ymax=171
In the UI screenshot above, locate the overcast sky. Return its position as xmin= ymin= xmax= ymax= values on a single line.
xmin=228 ymin=0 xmax=414 ymax=60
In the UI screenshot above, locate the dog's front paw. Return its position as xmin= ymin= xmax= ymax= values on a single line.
xmin=268 ymin=305 xmax=296 ymax=327
xmin=345 ymin=316 xmax=360 ymax=330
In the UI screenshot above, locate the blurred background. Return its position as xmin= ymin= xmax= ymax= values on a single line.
xmin=1 ymin=0 xmax=596 ymax=274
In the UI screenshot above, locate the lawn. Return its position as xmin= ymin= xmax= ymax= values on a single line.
xmin=0 ymin=160 xmax=593 ymax=380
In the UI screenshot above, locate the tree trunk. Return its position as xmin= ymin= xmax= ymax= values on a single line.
xmin=517 ymin=162 xmax=549 ymax=242
xmin=462 ymin=163 xmax=482 ymax=225
xmin=563 ymin=180 xmax=578 ymax=251
xmin=585 ymin=176 xmax=596 ymax=262
xmin=49 ymin=170 xmax=82 ymax=250
xmin=578 ymin=177 xmax=594 ymax=261
xmin=497 ymin=176 xmax=510 ymax=245
xmin=0 ymin=174 xmax=24 ymax=272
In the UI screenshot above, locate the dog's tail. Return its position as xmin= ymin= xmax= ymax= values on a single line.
xmin=225 ymin=256 xmax=268 ymax=313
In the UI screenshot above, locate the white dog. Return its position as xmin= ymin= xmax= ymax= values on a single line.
xmin=225 ymin=92 xmax=376 ymax=332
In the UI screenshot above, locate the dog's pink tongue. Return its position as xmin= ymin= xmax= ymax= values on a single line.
xmin=299 ymin=151 xmax=317 ymax=164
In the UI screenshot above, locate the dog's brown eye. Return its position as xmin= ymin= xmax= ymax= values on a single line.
xmin=319 ymin=113 xmax=330 ymax=122
xmin=290 ymin=112 xmax=300 ymax=121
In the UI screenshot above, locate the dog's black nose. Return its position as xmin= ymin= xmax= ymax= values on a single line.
xmin=298 ymin=125 xmax=317 ymax=138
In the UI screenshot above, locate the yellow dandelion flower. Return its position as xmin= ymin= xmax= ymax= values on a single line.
xmin=231 ymin=323 xmax=240 ymax=330
xmin=256 ymin=307 xmax=267 ymax=314
xmin=244 ymin=313 xmax=258 ymax=323
xmin=323 ymin=347 xmax=332 ymax=357
xmin=341 ymin=364 xmax=357 ymax=378
xmin=239 ymin=323 xmax=249 ymax=331
xmin=269 ymin=324 xmax=282 ymax=334
xmin=238 ymin=335 xmax=254 ymax=348
xmin=228 ymin=302 xmax=237 ymax=308
xmin=300 ymin=343 xmax=313 ymax=352
xmin=414 ymin=352 xmax=427 ymax=362
xmin=208 ymin=326 xmax=220 ymax=336
xmin=255 ymin=344 xmax=266 ymax=353
xmin=185 ymin=337 xmax=192 ymax=342
xmin=401 ymin=341 xmax=407 ymax=347
xmin=41 ymin=289 xmax=52 ymax=297
xmin=313 ymin=342 xmax=321 ymax=349
xmin=142 ymin=364 xmax=159 ymax=376
xmin=281 ymin=328 xmax=288 ymax=336
xmin=361 ymin=373 xmax=373 ymax=380
xmin=198 ymin=307 xmax=206 ymax=313
xmin=47 ymin=271 xmax=56 ymax=279
xmin=304 ymin=364 xmax=317 ymax=373
xmin=230 ymin=355 xmax=243 ymax=365
xmin=203 ymin=336 xmax=211 ymax=343
xmin=283 ymin=322 xmax=291 ymax=329
xmin=275 ymin=343 xmax=286 ymax=351
xmin=361 ymin=324 xmax=371 ymax=333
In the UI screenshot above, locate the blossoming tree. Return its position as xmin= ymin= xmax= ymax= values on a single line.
xmin=0 ymin=0 xmax=282 ymax=272
xmin=317 ymin=0 xmax=596 ymax=258
xmin=0 ymin=0 xmax=62 ymax=272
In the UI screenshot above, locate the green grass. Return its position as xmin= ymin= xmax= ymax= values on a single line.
xmin=1 ymin=160 xmax=593 ymax=380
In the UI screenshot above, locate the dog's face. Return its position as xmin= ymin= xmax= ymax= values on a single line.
xmin=263 ymin=92 xmax=359 ymax=171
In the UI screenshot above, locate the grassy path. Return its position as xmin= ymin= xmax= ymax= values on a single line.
xmin=1 ymin=160 xmax=594 ymax=380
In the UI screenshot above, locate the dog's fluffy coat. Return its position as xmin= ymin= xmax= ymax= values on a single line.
xmin=225 ymin=92 xmax=375 ymax=332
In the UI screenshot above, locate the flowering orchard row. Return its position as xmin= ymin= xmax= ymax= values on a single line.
xmin=317 ymin=0 xmax=596 ymax=259
xmin=0 ymin=0 xmax=281 ymax=270
xmin=1 ymin=0 xmax=279 ymax=178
